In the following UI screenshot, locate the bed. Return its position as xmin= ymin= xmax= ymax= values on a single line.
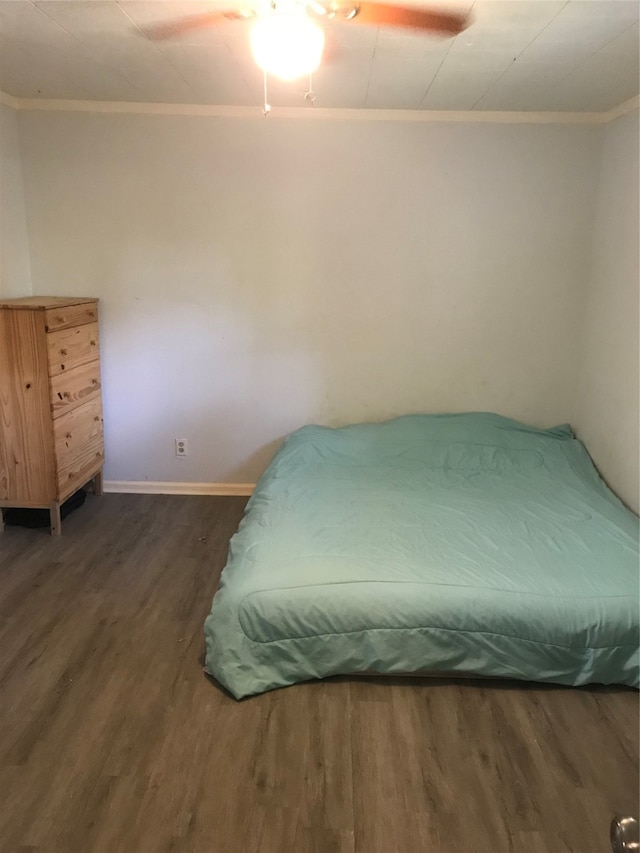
xmin=204 ymin=412 xmax=639 ymax=699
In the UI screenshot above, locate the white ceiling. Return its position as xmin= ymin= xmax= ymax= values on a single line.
xmin=0 ymin=0 xmax=638 ymax=112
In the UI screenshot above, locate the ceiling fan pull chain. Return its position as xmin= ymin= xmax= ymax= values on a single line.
xmin=304 ymin=72 xmax=316 ymax=107
xmin=262 ymin=70 xmax=271 ymax=117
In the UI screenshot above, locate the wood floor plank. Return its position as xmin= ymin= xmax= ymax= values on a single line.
xmin=293 ymin=823 xmax=356 ymax=853
xmin=0 ymin=494 xmax=637 ymax=853
xmin=296 ymin=678 xmax=354 ymax=834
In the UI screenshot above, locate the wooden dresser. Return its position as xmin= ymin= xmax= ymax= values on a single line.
xmin=0 ymin=296 xmax=104 ymax=535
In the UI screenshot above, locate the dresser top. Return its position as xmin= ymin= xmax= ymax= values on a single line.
xmin=0 ymin=296 xmax=98 ymax=310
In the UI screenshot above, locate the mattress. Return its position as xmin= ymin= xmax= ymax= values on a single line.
xmin=204 ymin=413 xmax=639 ymax=699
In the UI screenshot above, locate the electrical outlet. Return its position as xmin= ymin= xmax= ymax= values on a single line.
xmin=175 ymin=438 xmax=188 ymax=458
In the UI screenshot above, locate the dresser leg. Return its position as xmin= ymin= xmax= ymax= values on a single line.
xmin=93 ymin=469 xmax=104 ymax=496
xmin=49 ymin=501 xmax=62 ymax=536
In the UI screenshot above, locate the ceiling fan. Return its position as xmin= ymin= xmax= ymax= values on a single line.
xmin=146 ymin=1 xmax=470 ymax=88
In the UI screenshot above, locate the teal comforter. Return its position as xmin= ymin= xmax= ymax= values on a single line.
xmin=204 ymin=413 xmax=639 ymax=699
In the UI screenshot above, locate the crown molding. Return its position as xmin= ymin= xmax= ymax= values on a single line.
xmin=0 ymin=91 xmax=20 ymax=109
xmin=1 ymin=90 xmax=636 ymax=125
xmin=603 ymin=95 xmax=640 ymax=123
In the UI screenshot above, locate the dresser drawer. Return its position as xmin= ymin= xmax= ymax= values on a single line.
xmin=50 ymin=362 xmax=102 ymax=419
xmin=54 ymin=399 xmax=104 ymax=494
xmin=44 ymin=302 xmax=98 ymax=332
xmin=47 ymin=322 xmax=99 ymax=376
xmin=56 ymin=434 xmax=104 ymax=499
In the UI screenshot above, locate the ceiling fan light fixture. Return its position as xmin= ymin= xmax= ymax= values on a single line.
xmin=250 ymin=13 xmax=325 ymax=80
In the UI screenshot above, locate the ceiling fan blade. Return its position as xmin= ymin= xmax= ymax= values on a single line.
xmin=144 ymin=11 xmax=252 ymax=41
xmin=340 ymin=3 xmax=469 ymax=34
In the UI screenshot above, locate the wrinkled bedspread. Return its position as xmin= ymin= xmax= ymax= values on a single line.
xmin=204 ymin=413 xmax=639 ymax=698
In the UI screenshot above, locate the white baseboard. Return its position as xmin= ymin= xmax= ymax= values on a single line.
xmin=104 ymin=481 xmax=255 ymax=496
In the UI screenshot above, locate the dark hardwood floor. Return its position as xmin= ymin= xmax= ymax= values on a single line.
xmin=0 ymin=493 xmax=637 ymax=853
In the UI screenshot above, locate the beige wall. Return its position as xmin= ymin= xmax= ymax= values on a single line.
xmin=573 ymin=109 xmax=639 ymax=513
xmin=17 ymin=111 xmax=601 ymax=484
xmin=0 ymin=102 xmax=31 ymax=297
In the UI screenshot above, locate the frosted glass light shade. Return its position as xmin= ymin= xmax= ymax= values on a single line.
xmin=251 ymin=14 xmax=325 ymax=81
